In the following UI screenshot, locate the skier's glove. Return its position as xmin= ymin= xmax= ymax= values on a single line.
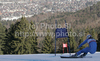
xmin=77 ymin=45 xmax=82 ymax=49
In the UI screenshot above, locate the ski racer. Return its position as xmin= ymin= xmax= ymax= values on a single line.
xmin=73 ymin=35 xmax=97 ymax=57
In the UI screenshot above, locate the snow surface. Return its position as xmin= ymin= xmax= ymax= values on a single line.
xmin=0 ymin=52 xmax=100 ymax=61
xmin=1 ymin=15 xmax=33 ymax=21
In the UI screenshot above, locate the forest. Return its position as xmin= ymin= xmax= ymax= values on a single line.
xmin=0 ymin=1 xmax=100 ymax=54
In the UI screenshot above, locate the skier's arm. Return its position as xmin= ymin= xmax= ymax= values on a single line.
xmin=78 ymin=39 xmax=89 ymax=48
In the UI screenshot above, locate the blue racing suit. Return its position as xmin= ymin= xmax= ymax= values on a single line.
xmin=76 ymin=39 xmax=97 ymax=55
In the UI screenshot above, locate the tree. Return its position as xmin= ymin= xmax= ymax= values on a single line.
xmin=3 ymin=17 xmax=38 ymax=54
xmin=42 ymin=29 xmax=54 ymax=53
xmin=85 ymin=27 xmax=90 ymax=34
xmin=69 ymin=29 xmax=77 ymax=53
xmin=0 ymin=23 xmax=6 ymax=54
xmin=97 ymin=33 xmax=100 ymax=51
xmin=91 ymin=29 xmax=97 ymax=40
xmin=69 ymin=36 xmax=77 ymax=53
xmin=78 ymin=31 xmax=89 ymax=51
xmin=26 ymin=21 xmax=38 ymax=54
xmin=97 ymin=12 xmax=100 ymax=17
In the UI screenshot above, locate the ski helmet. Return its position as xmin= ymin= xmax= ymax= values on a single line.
xmin=86 ymin=35 xmax=92 ymax=39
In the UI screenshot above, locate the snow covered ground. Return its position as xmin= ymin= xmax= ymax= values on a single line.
xmin=1 ymin=15 xmax=33 ymax=21
xmin=0 ymin=52 xmax=100 ymax=61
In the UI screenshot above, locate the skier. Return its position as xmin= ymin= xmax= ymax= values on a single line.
xmin=72 ymin=35 xmax=97 ymax=57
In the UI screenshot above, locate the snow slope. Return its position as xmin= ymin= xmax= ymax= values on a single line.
xmin=0 ymin=52 xmax=100 ymax=61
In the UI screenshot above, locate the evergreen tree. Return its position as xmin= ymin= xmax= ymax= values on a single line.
xmin=42 ymin=29 xmax=54 ymax=53
xmin=69 ymin=36 xmax=77 ymax=53
xmin=26 ymin=21 xmax=38 ymax=54
xmin=78 ymin=29 xmax=89 ymax=51
xmin=85 ymin=27 xmax=90 ymax=34
xmin=91 ymin=29 xmax=97 ymax=39
xmin=0 ymin=23 xmax=6 ymax=54
xmin=3 ymin=17 xmax=38 ymax=54
xmin=69 ymin=29 xmax=77 ymax=53
xmin=97 ymin=33 xmax=100 ymax=51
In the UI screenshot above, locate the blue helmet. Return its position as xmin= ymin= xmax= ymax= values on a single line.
xmin=86 ymin=35 xmax=92 ymax=39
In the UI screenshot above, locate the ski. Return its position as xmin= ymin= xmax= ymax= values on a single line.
xmin=60 ymin=55 xmax=92 ymax=58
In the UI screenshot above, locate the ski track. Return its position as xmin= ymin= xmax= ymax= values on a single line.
xmin=0 ymin=52 xmax=100 ymax=61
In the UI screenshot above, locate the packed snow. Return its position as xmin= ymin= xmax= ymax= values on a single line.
xmin=0 ymin=52 xmax=100 ymax=61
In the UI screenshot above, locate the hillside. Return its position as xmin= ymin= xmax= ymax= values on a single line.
xmin=39 ymin=1 xmax=100 ymax=31
xmin=1 ymin=1 xmax=100 ymax=32
xmin=25 ymin=1 xmax=100 ymax=34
